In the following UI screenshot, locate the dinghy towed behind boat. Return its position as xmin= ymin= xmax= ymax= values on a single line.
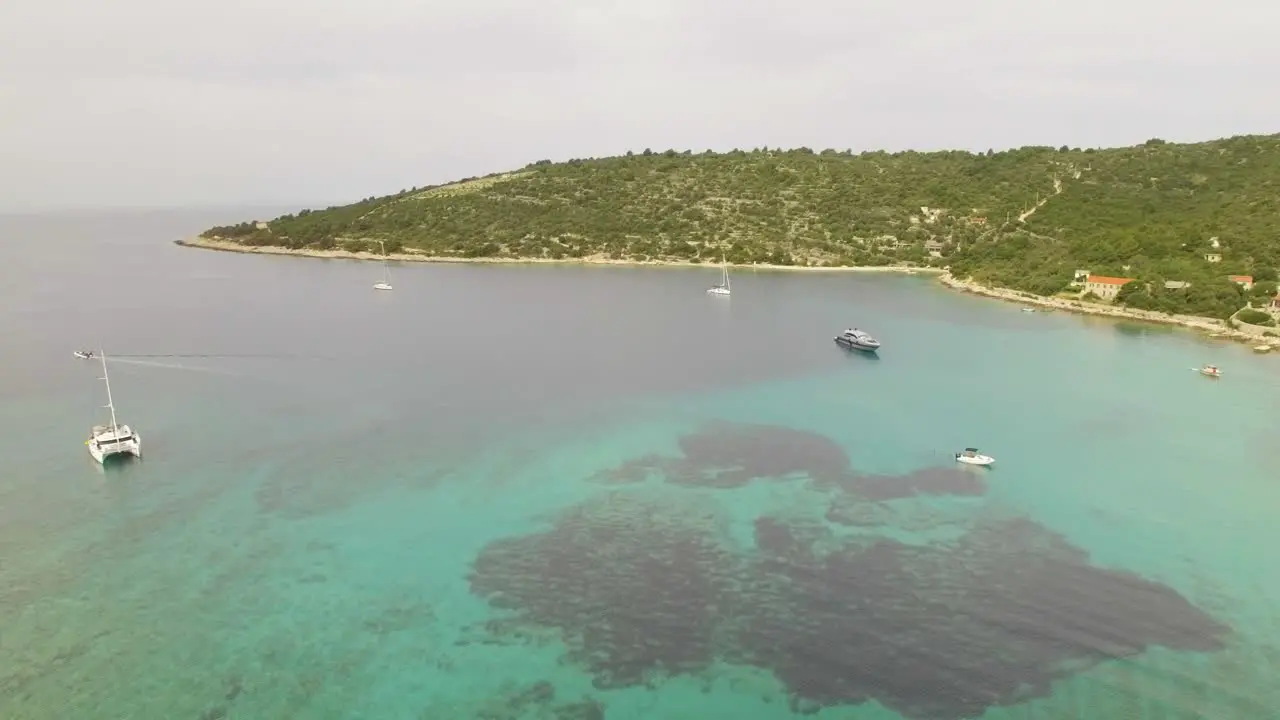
xmin=86 ymin=350 xmax=141 ymax=464
xmin=955 ymin=448 xmax=994 ymax=466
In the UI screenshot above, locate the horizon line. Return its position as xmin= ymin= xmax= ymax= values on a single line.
xmin=0 ymin=201 xmax=347 ymax=217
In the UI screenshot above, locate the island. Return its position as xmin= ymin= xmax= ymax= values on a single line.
xmin=182 ymin=134 xmax=1280 ymax=343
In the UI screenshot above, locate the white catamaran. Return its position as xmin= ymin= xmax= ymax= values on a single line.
xmin=707 ymin=254 xmax=731 ymax=296
xmin=86 ymin=350 xmax=141 ymax=464
xmin=373 ymin=240 xmax=393 ymax=291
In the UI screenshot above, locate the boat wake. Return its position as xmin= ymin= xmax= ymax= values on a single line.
xmin=107 ymin=357 xmax=240 ymax=376
xmin=112 ymin=353 xmax=333 ymax=360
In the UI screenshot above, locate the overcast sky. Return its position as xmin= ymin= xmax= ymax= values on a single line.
xmin=0 ymin=0 xmax=1275 ymax=212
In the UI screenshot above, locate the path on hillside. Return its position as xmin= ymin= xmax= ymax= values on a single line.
xmin=1017 ymin=176 xmax=1064 ymax=223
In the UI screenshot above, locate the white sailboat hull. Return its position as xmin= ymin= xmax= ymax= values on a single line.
xmin=88 ymin=428 xmax=141 ymax=464
xmin=707 ymin=257 xmax=731 ymax=295
xmin=86 ymin=351 xmax=142 ymax=465
xmin=373 ymin=240 xmax=393 ymax=290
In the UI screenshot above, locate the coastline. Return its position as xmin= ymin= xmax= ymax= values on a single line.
xmin=174 ymin=236 xmax=945 ymax=275
xmin=173 ymin=236 xmax=1276 ymax=349
xmin=939 ymin=272 xmax=1279 ymax=348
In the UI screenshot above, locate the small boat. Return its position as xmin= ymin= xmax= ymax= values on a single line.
xmin=86 ymin=350 xmax=142 ymax=464
xmin=1021 ymin=307 xmax=1036 ymax=313
xmin=707 ymin=254 xmax=731 ymax=296
xmin=1255 ymin=345 xmax=1273 ymax=353
xmin=74 ymin=350 xmax=95 ymax=359
xmin=955 ymin=448 xmax=994 ymax=466
xmin=1199 ymin=364 xmax=1222 ymax=378
xmin=834 ymin=328 xmax=880 ymax=352
xmin=373 ymin=240 xmax=393 ymax=291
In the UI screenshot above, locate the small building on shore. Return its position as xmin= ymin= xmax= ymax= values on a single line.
xmin=1229 ymin=275 xmax=1253 ymax=290
xmin=1164 ymin=280 xmax=1190 ymax=290
xmin=1084 ymin=274 xmax=1134 ymax=300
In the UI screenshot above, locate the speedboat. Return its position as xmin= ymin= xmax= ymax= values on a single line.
xmin=74 ymin=350 xmax=95 ymax=359
xmin=955 ymin=448 xmax=994 ymax=466
xmin=1200 ymin=364 xmax=1222 ymax=378
xmin=834 ymin=328 xmax=880 ymax=352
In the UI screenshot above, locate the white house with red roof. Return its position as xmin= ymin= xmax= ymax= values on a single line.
xmin=1083 ymin=274 xmax=1134 ymax=301
xmin=1228 ymin=275 xmax=1253 ymax=290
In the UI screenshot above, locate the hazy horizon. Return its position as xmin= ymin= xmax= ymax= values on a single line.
xmin=0 ymin=203 xmax=341 ymax=218
xmin=3 ymin=0 xmax=1277 ymax=213
xmin=5 ymin=130 xmax=1280 ymax=216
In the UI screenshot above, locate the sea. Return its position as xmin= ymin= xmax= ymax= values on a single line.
xmin=0 ymin=208 xmax=1277 ymax=720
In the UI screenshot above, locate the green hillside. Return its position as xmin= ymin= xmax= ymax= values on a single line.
xmin=201 ymin=135 xmax=1280 ymax=307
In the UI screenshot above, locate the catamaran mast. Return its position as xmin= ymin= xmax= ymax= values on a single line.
xmin=98 ymin=348 xmax=120 ymax=435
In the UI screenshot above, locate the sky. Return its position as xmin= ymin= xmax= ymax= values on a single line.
xmin=0 ymin=0 xmax=1276 ymax=212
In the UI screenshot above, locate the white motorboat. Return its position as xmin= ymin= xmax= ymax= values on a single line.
xmin=373 ymin=240 xmax=393 ymax=290
xmin=707 ymin=253 xmax=731 ymax=296
xmin=74 ymin=350 xmax=95 ymax=359
xmin=955 ymin=447 xmax=994 ymax=466
xmin=834 ymin=328 xmax=881 ymax=352
xmin=86 ymin=350 xmax=141 ymax=464
xmin=1199 ymin=364 xmax=1222 ymax=378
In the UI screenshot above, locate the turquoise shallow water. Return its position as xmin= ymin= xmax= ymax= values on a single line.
xmin=1 ymin=210 xmax=1278 ymax=719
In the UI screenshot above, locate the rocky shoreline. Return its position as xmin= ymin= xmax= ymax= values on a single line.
xmin=938 ymin=272 xmax=1279 ymax=348
xmin=173 ymin=237 xmax=1276 ymax=349
xmin=174 ymin=236 xmax=945 ymax=275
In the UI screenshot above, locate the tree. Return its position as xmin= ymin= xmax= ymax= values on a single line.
xmin=1115 ymin=280 xmax=1145 ymax=304
xmin=1237 ymin=308 xmax=1275 ymax=326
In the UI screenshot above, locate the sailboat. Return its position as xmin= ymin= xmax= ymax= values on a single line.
xmin=373 ymin=240 xmax=393 ymax=291
xmin=86 ymin=349 xmax=142 ymax=464
xmin=707 ymin=254 xmax=731 ymax=296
